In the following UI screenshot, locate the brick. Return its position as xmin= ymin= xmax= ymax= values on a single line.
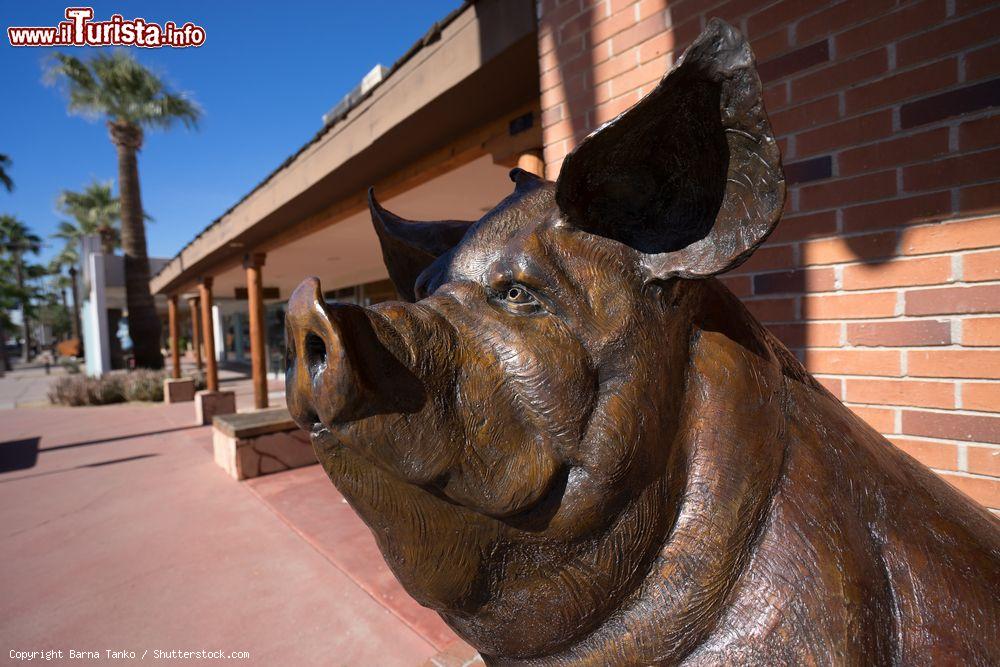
xmin=767 ymin=322 xmax=842 ymax=348
xmin=799 ymin=171 xmax=897 ymax=210
xmin=959 ymin=115 xmax=1000 ymax=152
xmin=903 ymin=409 xmax=1000 ymax=444
xmin=611 ymin=54 xmax=670 ymax=97
xmin=730 ymin=244 xmax=795 ymax=274
xmin=753 ymin=267 xmax=836 ymax=295
xmin=769 ymin=95 xmax=840 ymax=136
xmin=784 ymin=155 xmax=833 ymax=185
xmin=836 ymin=0 xmax=948 ymax=59
xmin=848 ymin=319 xmax=952 ymax=347
xmin=845 ymin=59 xmax=957 ymax=115
xmin=748 ymin=27 xmax=790 ymax=63
xmin=765 ymin=83 xmax=789 ymax=113
xmin=896 ymin=6 xmax=1000 ymax=69
xmin=816 ymin=375 xmax=845 ymax=398
xmin=758 ymin=41 xmax=830 ymax=83
xmin=909 ymin=350 xmax=1000 ymax=379
xmin=938 ymin=472 xmax=1000 ymax=509
xmin=846 ymin=378 xmax=955 ymax=409
xmin=795 ymin=110 xmax=894 ymax=157
xmin=841 ymin=192 xmax=953 ymax=233
xmin=719 ymin=275 xmax=752 ymax=298
xmin=804 ymin=349 xmax=902 ymax=376
xmin=558 ymin=7 xmax=605 ymax=46
xmin=968 ymin=445 xmax=1000 ymax=476
xmin=963 ymin=383 xmax=1000 ymax=412
xmin=768 ymin=210 xmax=839 ymax=243
xmin=963 ymin=318 xmax=1000 ymax=346
xmin=610 ymin=12 xmax=667 ymax=55
xmin=637 ymin=31 xmax=675 ymax=64
xmin=842 ymin=256 xmax=953 ymax=290
xmin=796 ymin=0 xmax=896 ymax=44
xmin=838 ymin=128 xmax=951 ymax=176
xmin=903 ymin=148 xmax=1000 ymax=192
xmin=848 ymin=404 xmax=897 ymax=432
xmin=906 ymin=285 xmax=1000 ymax=316
xmin=803 ymin=231 xmax=898 ymax=265
xmin=744 ymin=296 xmax=798 ymax=322
xmin=960 ymin=182 xmax=1000 ymax=214
xmin=589 ymin=7 xmax=637 ymax=45
xmin=636 ymin=0 xmax=668 ymax=22
xmin=957 ymin=0 xmax=997 ymax=13
xmin=900 ymin=79 xmax=1000 ymax=129
xmin=966 ymin=42 xmax=1000 ymax=82
xmin=791 ymin=49 xmax=888 ymax=104
xmin=901 ymin=216 xmax=1000 ymax=255
xmin=593 ymin=51 xmax=637 ymax=86
xmin=963 ymin=249 xmax=1000 ymax=282
xmin=889 ymin=437 xmax=960 ymax=471
xmin=747 ymin=0 xmax=822 ymax=37
xmin=804 ymin=292 xmax=898 ymax=319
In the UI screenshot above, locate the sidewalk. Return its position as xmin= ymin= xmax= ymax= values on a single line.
xmin=0 ymin=400 xmax=478 ymax=665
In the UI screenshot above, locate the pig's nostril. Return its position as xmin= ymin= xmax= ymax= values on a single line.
xmin=304 ymin=333 xmax=328 ymax=378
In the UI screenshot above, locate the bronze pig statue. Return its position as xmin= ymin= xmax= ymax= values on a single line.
xmin=286 ymin=19 xmax=1000 ymax=666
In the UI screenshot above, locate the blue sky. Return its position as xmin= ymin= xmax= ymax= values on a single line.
xmin=0 ymin=0 xmax=462 ymax=265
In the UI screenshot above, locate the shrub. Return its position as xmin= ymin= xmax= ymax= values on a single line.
xmin=49 ymin=369 xmax=208 ymax=406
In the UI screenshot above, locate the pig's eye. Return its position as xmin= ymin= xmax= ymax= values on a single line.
xmin=495 ymin=283 xmax=542 ymax=315
xmin=505 ymin=286 xmax=532 ymax=303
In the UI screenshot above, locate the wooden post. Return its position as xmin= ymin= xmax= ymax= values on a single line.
xmin=167 ymin=294 xmax=181 ymax=379
xmin=188 ymin=296 xmax=203 ymax=370
xmin=517 ymin=149 xmax=545 ymax=178
xmin=199 ymin=277 xmax=218 ymax=392
xmin=244 ymin=253 xmax=268 ymax=410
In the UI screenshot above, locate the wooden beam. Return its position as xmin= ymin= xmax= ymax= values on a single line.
xmin=244 ymin=253 xmax=268 ymax=410
xmin=259 ymin=101 xmax=542 ymax=255
xmin=168 ymin=294 xmax=181 ymax=379
xmin=199 ymin=278 xmax=218 ymax=392
xmin=187 ymin=296 xmax=203 ymax=371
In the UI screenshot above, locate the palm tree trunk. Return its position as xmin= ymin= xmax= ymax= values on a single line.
xmin=0 ymin=319 xmax=9 ymax=372
xmin=69 ymin=266 xmax=81 ymax=347
xmin=111 ymin=121 xmax=163 ymax=369
xmin=15 ymin=255 xmax=30 ymax=362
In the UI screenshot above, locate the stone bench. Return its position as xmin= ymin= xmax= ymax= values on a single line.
xmin=212 ymin=408 xmax=316 ymax=480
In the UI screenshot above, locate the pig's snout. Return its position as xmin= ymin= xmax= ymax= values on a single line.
xmin=285 ymin=277 xmax=375 ymax=431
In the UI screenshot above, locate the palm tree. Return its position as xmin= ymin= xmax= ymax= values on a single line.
xmin=49 ymin=251 xmax=81 ymax=344
xmin=47 ymin=51 xmax=200 ymax=369
xmin=56 ymin=180 xmax=121 ymax=254
xmin=0 ymin=154 xmax=12 ymax=192
xmin=53 ymin=244 xmax=82 ymax=341
xmin=0 ymin=215 xmax=42 ymax=362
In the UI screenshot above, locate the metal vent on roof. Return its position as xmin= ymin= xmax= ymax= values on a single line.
xmin=322 ymin=64 xmax=388 ymax=126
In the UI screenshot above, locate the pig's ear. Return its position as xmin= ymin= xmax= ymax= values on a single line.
xmin=368 ymin=189 xmax=474 ymax=302
xmin=554 ymin=18 xmax=785 ymax=279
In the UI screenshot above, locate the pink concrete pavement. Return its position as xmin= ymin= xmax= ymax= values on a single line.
xmin=0 ymin=402 xmax=449 ymax=665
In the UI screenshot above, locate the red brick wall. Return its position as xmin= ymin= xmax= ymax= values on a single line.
xmin=537 ymin=0 xmax=1000 ymax=511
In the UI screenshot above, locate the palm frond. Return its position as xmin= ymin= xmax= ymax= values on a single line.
xmin=0 ymin=153 xmax=13 ymax=192
xmin=47 ymin=50 xmax=201 ymax=130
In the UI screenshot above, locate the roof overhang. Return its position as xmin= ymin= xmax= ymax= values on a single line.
xmin=152 ymin=0 xmax=539 ymax=296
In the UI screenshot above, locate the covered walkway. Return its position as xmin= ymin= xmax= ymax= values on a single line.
xmin=0 ymin=401 xmax=480 ymax=665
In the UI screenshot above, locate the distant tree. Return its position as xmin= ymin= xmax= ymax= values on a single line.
xmin=0 ymin=154 xmax=12 ymax=192
xmin=56 ymin=180 xmax=121 ymax=254
xmin=47 ymin=51 xmax=200 ymax=369
xmin=0 ymin=215 xmax=42 ymax=362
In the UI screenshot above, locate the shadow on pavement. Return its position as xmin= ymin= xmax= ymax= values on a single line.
xmin=40 ymin=425 xmax=202 ymax=453
xmin=0 ymin=438 xmax=40 ymax=473
xmin=0 ymin=453 xmax=159 ymax=483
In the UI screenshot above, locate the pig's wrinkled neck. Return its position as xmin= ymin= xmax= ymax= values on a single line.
xmin=501 ymin=283 xmax=789 ymax=666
